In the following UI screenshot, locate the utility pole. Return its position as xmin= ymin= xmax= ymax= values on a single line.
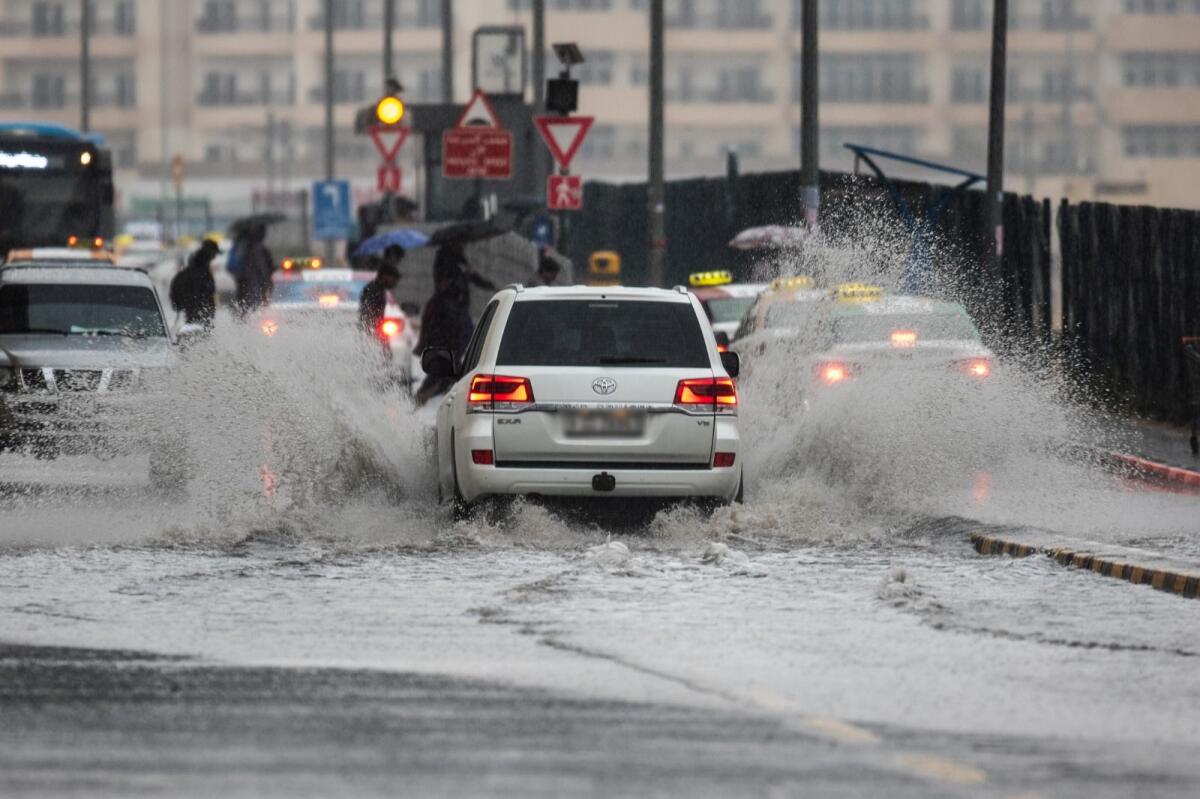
xmin=531 ymin=0 xmax=549 ymax=198
xmin=647 ymin=0 xmax=665 ymax=287
xmin=80 ymin=0 xmax=91 ymax=132
xmin=383 ymin=0 xmax=394 ymax=85
xmin=799 ymin=0 xmax=819 ymax=229
xmin=441 ymin=0 xmax=454 ymax=102
xmin=985 ymin=0 xmax=1008 ymax=271
xmin=323 ymin=0 xmax=336 ymax=262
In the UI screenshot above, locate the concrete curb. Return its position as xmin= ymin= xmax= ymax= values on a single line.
xmin=971 ymin=532 xmax=1200 ymax=600
xmin=1104 ymin=451 xmax=1200 ymax=489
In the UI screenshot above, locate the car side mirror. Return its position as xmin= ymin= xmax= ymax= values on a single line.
xmin=421 ymin=347 xmax=457 ymax=378
xmin=720 ymin=351 xmax=740 ymax=379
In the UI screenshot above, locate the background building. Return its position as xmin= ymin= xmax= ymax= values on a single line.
xmin=1 ymin=0 xmax=1198 ymax=225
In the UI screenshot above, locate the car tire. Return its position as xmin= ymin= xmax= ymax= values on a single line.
xmin=734 ymin=475 xmax=745 ymax=504
xmin=449 ymin=432 xmax=473 ymax=521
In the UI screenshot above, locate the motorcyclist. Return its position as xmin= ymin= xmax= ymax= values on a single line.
xmin=169 ymin=238 xmax=219 ymax=329
xmin=414 ymin=260 xmax=468 ymax=406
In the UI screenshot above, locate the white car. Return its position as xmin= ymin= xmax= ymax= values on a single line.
xmin=423 ymin=285 xmax=744 ymax=509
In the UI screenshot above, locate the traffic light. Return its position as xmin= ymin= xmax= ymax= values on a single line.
xmin=375 ymin=94 xmax=405 ymax=126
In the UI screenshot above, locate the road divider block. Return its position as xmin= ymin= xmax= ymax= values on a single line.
xmin=971 ymin=532 xmax=1200 ymax=600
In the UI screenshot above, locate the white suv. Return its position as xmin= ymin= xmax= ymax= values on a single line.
xmin=423 ymin=285 xmax=743 ymax=508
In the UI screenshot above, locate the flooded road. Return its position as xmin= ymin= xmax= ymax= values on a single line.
xmin=2 ymin=319 xmax=1198 ymax=797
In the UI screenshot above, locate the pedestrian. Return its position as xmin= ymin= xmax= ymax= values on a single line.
xmin=359 ymin=258 xmax=401 ymax=336
xmin=169 ymin=238 xmax=219 ymax=329
xmin=433 ymin=242 xmax=496 ymax=346
xmin=383 ymin=244 xmax=406 ymax=275
xmin=233 ymin=224 xmax=275 ymax=316
xmin=414 ymin=259 xmax=468 ymax=406
xmin=533 ymin=252 xmax=562 ymax=287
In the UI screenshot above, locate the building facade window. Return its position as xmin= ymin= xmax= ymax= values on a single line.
xmin=113 ymin=0 xmax=135 ymax=34
xmin=114 ymin=71 xmax=135 ymax=107
xmin=951 ymin=66 xmax=986 ymax=103
xmin=951 ymin=0 xmax=986 ymax=29
xmin=1122 ymin=52 xmax=1200 ymax=86
xmin=816 ymin=53 xmax=927 ymax=103
xmin=1122 ymin=0 xmax=1200 ymax=13
xmin=31 ymin=74 xmax=66 ymax=107
xmin=1123 ymin=125 xmax=1200 ymax=156
xmin=818 ymin=0 xmax=928 ymax=30
xmin=815 ymin=126 xmax=919 ymax=161
xmin=32 ymin=2 xmax=66 ymax=35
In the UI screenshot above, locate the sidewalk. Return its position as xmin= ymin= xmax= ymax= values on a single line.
xmin=1124 ymin=419 xmax=1199 ymax=471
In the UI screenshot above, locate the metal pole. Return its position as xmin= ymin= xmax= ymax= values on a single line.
xmin=323 ymin=0 xmax=335 ymax=262
xmin=647 ymin=0 xmax=665 ymax=287
xmin=799 ymin=0 xmax=819 ymax=229
xmin=531 ymin=0 xmax=548 ymax=199
xmin=383 ymin=0 xmax=394 ymax=84
xmin=441 ymin=0 xmax=454 ymax=102
xmin=985 ymin=0 xmax=1008 ymax=269
xmin=80 ymin=0 xmax=91 ymax=132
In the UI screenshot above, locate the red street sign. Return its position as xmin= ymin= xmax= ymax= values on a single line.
xmin=377 ymin=164 xmax=402 ymax=193
xmin=368 ymin=125 xmax=409 ymax=164
xmin=535 ymin=116 xmax=594 ymax=171
xmin=547 ymin=174 xmax=583 ymax=211
xmin=442 ymin=89 xmax=512 ymax=180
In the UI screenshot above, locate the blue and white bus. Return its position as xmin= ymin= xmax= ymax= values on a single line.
xmin=0 ymin=122 xmax=115 ymax=255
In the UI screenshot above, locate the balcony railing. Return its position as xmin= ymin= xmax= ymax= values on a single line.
xmin=196 ymin=89 xmax=296 ymax=107
xmin=307 ymin=11 xmax=438 ymax=30
xmin=0 ymin=19 xmax=136 ymax=36
xmin=196 ymin=14 xmax=294 ymax=34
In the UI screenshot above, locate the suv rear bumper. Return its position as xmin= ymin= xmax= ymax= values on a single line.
xmin=461 ymin=461 xmax=741 ymax=502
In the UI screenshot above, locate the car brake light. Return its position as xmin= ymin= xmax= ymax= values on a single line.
xmin=282 ymin=258 xmax=294 ymax=270
xmin=471 ymin=449 xmax=494 ymax=465
xmin=311 ymin=258 xmax=322 ymax=269
xmin=468 ymin=374 xmax=535 ymax=412
xmin=714 ymin=452 xmax=736 ymax=468
xmin=260 ymin=319 xmax=279 ymax=337
xmin=716 ymin=343 xmax=729 ymax=353
xmin=955 ymin=358 xmax=991 ymax=378
xmin=674 ymin=377 xmax=738 ymax=410
xmin=815 ymin=361 xmax=852 ymax=385
xmin=378 ymin=317 xmax=404 ymax=338
xmin=891 ymin=330 xmax=917 ymax=348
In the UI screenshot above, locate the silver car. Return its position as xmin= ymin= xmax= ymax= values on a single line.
xmin=0 ymin=262 xmax=184 ymax=489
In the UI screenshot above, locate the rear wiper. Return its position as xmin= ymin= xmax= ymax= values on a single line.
xmin=598 ymin=356 xmax=666 ymax=364
xmin=3 ymin=327 xmax=68 ymax=336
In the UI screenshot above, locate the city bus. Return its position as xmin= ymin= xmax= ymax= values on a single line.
xmin=0 ymin=122 xmax=115 ymax=255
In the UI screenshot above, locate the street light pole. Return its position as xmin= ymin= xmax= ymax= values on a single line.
xmin=647 ymin=0 xmax=665 ymax=287
xmin=985 ymin=0 xmax=1009 ymax=271
xmin=323 ymin=0 xmax=336 ymax=262
xmin=80 ymin=0 xmax=91 ymax=132
xmin=441 ymin=0 xmax=454 ymax=102
xmin=531 ymin=0 xmax=549 ymax=199
xmin=799 ymin=0 xmax=819 ymax=229
xmin=383 ymin=0 xmax=394 ymax=84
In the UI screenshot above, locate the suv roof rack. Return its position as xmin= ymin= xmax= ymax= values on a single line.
xmin=502 ymin=283 xmax=525 ymax=293
xmin=672 ymin=285 xmax=689 ymax=294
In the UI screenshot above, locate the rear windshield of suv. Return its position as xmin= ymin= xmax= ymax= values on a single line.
xmin=497 ymin=299 xmax=709 ymax=368
xmin=0 ymin=283 xmax=166 ymax=338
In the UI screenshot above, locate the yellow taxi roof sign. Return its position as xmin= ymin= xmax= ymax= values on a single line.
xmin=768 ymin=274 xmax=815 ymax=292
xmin=689 ymin=270 xmax=733 ymax=288
xmin=832 ymin=282 xmax=885 ymax=303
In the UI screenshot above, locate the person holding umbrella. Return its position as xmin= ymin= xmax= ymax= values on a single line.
xmin=233 ymin=224 xmax=275 ymax=316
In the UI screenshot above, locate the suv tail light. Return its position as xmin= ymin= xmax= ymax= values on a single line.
xmin=674 ymin=377 xmax=738 ymax=412
xmin=814 ymin=361 xmax=853 ymax=385
xmin=953 ymin=358 xmax=992 ymax=378
xmin=378 ymin=317 xmax=404 ymax=339
xmin=468 ymin=374 xmax=535 ymax=412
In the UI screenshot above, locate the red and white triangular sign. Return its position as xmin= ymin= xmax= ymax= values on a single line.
xmin=368 ymin=125 xmax=410 ymax=163
xmin=454 ymin=88 xmax=503 ymax=129
xmin=534 ymin=116 xmax=594 ymax=171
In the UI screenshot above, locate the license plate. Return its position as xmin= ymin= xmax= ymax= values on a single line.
xmin=562 ymin=409 xmax=646 ymax=438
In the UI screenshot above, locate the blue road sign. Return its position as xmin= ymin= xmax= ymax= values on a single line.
xmin=313 ymin=180 xmax=352 ymax=241
xmin=529 ymin=212 xmax=555 ymax=249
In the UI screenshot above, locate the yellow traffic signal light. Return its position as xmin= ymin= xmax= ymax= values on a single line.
xmin=375 ymin=95 xmax=405 ymax=126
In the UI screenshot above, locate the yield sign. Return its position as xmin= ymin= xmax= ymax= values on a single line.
xmin=368 ymin=125 xmax=409 ymax=164
xmin=455 ymin=88 xmax=503 ymax=129
xmin=535 ymin=116 xmax=594 ymax=171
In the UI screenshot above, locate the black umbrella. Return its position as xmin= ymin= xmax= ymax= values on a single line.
xmin=428 ymin=220 xmax=506 ymax=247
xmin=229 ymin=212 xmax=287 ymax=237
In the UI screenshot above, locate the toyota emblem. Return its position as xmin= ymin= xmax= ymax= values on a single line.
xmin=592 ymin=377 xmax=617 ymax=395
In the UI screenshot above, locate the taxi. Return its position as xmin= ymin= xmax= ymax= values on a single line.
xmin=4 ymin=239 xmax=116 ymax=266
xmin=729 ymin=274 xmax=825 ymax=364
xmin=259 ymin=264 xmax=416 ymax=388
xmin=687 ymin=271 xmax=769 ymax=350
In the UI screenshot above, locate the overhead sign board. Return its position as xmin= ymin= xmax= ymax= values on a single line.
xmin=547 ymin=174 xmax=583 ymax=211
xmin=312 ymin=180 xmax=351 ymax=240
xmin=442 ymin=89 xmax=513 ymax=180
xmin=535 ymin=116 xmax=594 ymax=171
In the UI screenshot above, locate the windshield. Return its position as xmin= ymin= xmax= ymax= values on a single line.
xmin=833 ymin=312 xmax=981 ymax=344
xmin=0 ymin=141 xmax=102 ymax=248
xmin=704 ymin=296 xmax=756 ymax=324
xmin=271 ymin=279 xmax=368 ymax=306
xmin=498 ymin=300 xmax=710 ymax=368
xmin=0 ymin=283 xmax=166 ymax=338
